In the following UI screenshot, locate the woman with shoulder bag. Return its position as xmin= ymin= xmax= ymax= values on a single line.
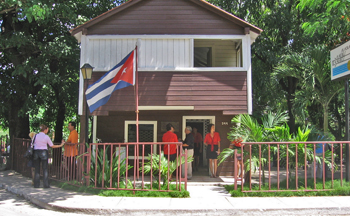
xmin=33 ymin=124 xmax=64 ymax=188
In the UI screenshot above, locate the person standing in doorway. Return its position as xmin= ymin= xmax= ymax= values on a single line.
xmin=192 ymin=127 xmax=202 ymax=172
xmin=204 ymin=124 xmax=221 ymax=178
xmin=182 ymin=126 xmax=194 ymax=180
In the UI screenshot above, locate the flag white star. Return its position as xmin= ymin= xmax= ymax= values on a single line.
xmin=122 ymin=67 xmax=127 ymax=74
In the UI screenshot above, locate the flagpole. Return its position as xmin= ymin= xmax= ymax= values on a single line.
xmin=135 ymin=44 xmax=140 ymax=180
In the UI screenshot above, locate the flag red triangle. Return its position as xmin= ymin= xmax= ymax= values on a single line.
xmin=111 ymin=51 xmax=134 ymax=84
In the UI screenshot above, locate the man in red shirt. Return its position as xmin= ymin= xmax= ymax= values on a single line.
xmin=162 ymin=123 xmax=178 ymax=162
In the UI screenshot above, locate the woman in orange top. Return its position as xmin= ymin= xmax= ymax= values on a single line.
xmin=204 ymin=124 xmax=220 ymax=178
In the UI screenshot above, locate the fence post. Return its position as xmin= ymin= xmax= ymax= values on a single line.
xmin=85 ymin=143 xmax=91 ymax=187
xmin=234 ymin=149 xmax=238 ymax=191
xmin=184 ymin=148 xmax=188 ymax=190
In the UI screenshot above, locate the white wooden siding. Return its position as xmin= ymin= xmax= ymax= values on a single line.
xmin=86 ymin=38 xmax=191 ymax=70
xmin=86 ymin=39 xmax=137 ymax=71
xmin=194 ymin=39 xmax=237 ymax=67
xmin=140 ymin=39 xmax=191 ymax=68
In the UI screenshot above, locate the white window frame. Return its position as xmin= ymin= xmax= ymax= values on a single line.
xmin=124 ymin=120 xmax=158 ymax=159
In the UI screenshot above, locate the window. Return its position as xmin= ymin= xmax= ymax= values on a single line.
xmin=124 ymin=121 xmax=157 ymax=159
xmin=194 ymin=47 xmax=212 ymax=67
xmin=194 ymin=39 xmax=242 ymax=67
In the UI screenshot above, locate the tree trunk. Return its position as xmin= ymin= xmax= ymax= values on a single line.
xmin=8 ymin=100 xmax=29 ymax=139
xmin=279 ymin=77 xmax=298 ymax=134
xmin=52 ymin=85 xmax=66 ymax=167
xmin=53 ymin=93 xmax=66 ymax=143
xmin=244 ymin=170 xmax=251 ymax=186
xmin=323 ymin=104 xmax=329 ymax=134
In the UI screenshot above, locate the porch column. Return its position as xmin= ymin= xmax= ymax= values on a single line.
xmin=243 ymin=28 xmax=252 ymax=115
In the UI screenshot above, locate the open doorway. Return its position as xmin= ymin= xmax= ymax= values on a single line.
xmin=182 ymin=116 xmax=215 ymax=176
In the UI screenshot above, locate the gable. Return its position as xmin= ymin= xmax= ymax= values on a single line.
xmin=72 ymin=0 xmax=261 ymax=36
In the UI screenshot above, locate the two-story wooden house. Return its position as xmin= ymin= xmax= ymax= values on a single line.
xmin=71 ymin=0 xmax=262 ymax=175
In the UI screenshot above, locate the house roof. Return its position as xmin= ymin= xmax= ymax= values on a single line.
xmin=70 ymin=0 xmax=262 ymax=37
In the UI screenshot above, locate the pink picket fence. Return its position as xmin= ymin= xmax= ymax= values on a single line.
xmin=12 ymin=138 xmax=188 ymax=192
xmin=232 ymin=141 xmax=348 ymax=192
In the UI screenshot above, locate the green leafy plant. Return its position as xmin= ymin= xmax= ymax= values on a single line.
xmin=220 ymin=111 xmax=337 ymax=185
xmin=89 ymin=146 xmax=133 ymax=188
xmin=141 ymin=152 xmax=193 ymax=186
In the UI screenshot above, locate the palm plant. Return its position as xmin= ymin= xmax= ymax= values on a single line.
xmin=220 ymin=111 xmax=289 ymax=183
xmin=141 ymin=152 xmax=193 ymax=186
xmin=220 ymin=111 xmax=337 ymax=185
xmin=89 ymin=146 xmax=133 ymax=188
xmin=274 ymin=45 xmax=343 ymax=135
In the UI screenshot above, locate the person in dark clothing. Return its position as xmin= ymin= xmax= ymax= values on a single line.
xmin=192 ymin=127 xmax=202 ymax=171
xmin=182 ymin=126 xmax=194 ymax=180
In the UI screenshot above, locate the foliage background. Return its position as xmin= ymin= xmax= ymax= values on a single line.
xmin=0 ymin=0 xmax=349 ymax=141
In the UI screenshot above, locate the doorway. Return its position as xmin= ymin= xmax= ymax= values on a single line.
xmin=182 ymin=116 xmax=215 ymax=170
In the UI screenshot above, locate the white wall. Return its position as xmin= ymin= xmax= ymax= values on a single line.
xmin=140 ymin=39 xmax=191 ymax=68
xmin=87 ymin=39 xmax=137 ymax=71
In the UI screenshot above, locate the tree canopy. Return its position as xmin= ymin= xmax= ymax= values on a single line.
xmin=208 ymin=0 xmax=349 ymax=139
xmin=0 ymin=0 xmax=127 ymax=141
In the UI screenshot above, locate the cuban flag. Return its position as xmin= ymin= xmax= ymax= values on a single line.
xmin=86 ymin=50 xmax=135 ymax=113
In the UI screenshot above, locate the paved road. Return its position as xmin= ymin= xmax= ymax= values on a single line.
xmin=0 ymin=188 xmax=82 ymax=216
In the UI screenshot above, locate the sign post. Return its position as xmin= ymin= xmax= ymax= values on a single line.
xmin=331 ymin=40 xmax=350 ymax=181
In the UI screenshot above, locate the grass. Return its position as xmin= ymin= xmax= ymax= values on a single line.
xmin=224 ymin=178 xmax=350 ymax=197
xmin=50 ymin=180 xmax=190 ymax=198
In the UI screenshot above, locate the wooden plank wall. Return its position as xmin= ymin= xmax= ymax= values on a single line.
xmin=87 ymin=0 xmax=245 ymax=35
xmin=88 ymin=71 xmax=247 ymax=115
xmin=96 ymin=110 xmax=233 ymax=146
